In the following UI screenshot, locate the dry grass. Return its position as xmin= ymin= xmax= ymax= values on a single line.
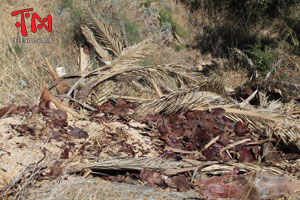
xmin=0 ymin=0 xmax=80 ymax=107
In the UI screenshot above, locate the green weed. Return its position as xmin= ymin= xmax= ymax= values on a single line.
xmin=158 ymin=7 xmax=187 ymax=39
xmin=123 ymin=18 xmax=141 ymax=45
xmin=172 ymin=43 xmax=185 ymax=51
xmin=245 ymin=41 xmax=278 ymax=76
xmin=62 ymin=7 xmax=83 ymax=45
xmin=59 ymin=0 xmax=73 ymax=10
xmin=279 ymin=72 xmax=288 ymax=81
xmin=144 ymin=0 xmax=159 ymax=8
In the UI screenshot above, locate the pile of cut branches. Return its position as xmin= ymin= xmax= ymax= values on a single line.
xmin=1 ymin=5 xmax=300 ymax=200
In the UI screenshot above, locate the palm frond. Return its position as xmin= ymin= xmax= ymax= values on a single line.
xmin=216 ymin=107 xmax=300 ymax=151
xmin=234 ymin=48 xmax=257 ymax=80
xmin=81 ymin=25 xmax=112 ymax=65
xmin=78 ymin=63 xmax=205 ymax=100
xmin=203 ymin=73 xmax=229 ymax=99
xmin=136 ymin=87 xmax=230 ymax=115
xmin=133 ymin=85 xmax=300 ymax=151
xmin=84 ymin=6 xmax=124 ymax=56
xmin=109 ymin=39 xmax=156 ymax=69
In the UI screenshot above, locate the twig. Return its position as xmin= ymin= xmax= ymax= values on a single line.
xmin=164 ymin=146 xmax=196 ymax=154
xmin=191 ymin=165 xmax=200 ymax=183
xmin=289 ymin=110 xmax=300 ymax=115
xmin=45 ymin=58 xmax=68 ymax=94
xmin=264 ymin=56 xmax=283 ymax=81
xmin=247 ymin=138 xmax=276 ymax=145
xmin=239 ymin=89 xmax=258 ymax=108
xmin=219 ymin=139 xmax=251 ymax=153
xmin=40 ymin=86 xmax=83 ymax=118
xmin=202 ymin=135 xmax=220 ymax=151
xmin=101 ymin=139 xmax=125 ymax=153
xmin=57 ymin=95 xmax=97 ymax=111
xmin=45 ymin=58 xmax=59 ymax=81
xmin=149 ymin=78 xmax=163 ymax=98
xmin=0 ymin=136 xmax=50 ymax=199
xmin=110 ymin=95 xmax=153 ymax=102
xmin=165 ymin=167 xmax=198 ymax=175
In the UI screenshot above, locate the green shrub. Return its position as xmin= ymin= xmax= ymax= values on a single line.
xmin=144 ymin=0 xmax=159 ymax=8
xmin=89 ymin=49 xmax=101 ymax=70
xmin=158 ymin=7 xmax=187 ymax=39
xmin=59 ymin=0 xmax=73 ymax=10
xmin=181 ymin=0 xmax=299 ymax=21
xmin=123 ymin=18 xmax=141 ymax=45
xmin=172 ymin=43 xmax=185 ymax=52
xmin=244 ymin=41 xmax=278 ymax=76
xmin=70 ymin=8 xmax=83 ymax=30
xmin=62 ymin=7 xmax=83 ymax=45
xmin=279 ymin=72 xmax=288 ymax=81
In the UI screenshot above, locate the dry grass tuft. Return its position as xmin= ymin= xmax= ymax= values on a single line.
xmin=0 ymin=0 xmax=79 ymax=106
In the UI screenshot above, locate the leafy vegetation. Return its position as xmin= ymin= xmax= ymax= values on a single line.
xmin=122 ymin=18 xmax=141 ymax=45
xmin=245 ymin=42 xmax=278 ymax=76
xmin=59 ymin=0 xmax=73 ymax=10
xmin=181 ymin=0 xmax=300 ymax=60
xmin=144 ymin=0 xmax=159 ymax=8
xmin=172 ymin=43 xmax=185 ymax=52
xmin=158 ymin=7 xmax=187 ymax=39
xmin=62 ymin=6 xmax=83 ymax=45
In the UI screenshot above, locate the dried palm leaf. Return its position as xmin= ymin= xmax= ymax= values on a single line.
xmin=80 ymin=45 xmax=90 ymax=71
xmin=79 ymin=63 xmax=205 ymax=100
xmin=136 ymin=87 xmax=230 ymax=115
xmin=77 ymin=65 xmax=146 ymax=99
xmin=134 ymin=84 xmax=300 ymax=151
xmin=203 ymin=74 xmax=228 ymax=98
xmin=213 ymin=107 xmax=300 ymax=152
xmin=234 ymin=48 xmax=257 ymax=80
xmin=66 ymin=157 xmax=194 ymax=174
xmin=113 ymin=64 xmax=202 ymax=92
xmin=66 ymin=39 xmax=156 ymax=98
xmin=66 ymin=157 xmax=298 ymax=179
xmin=108 ymin=39 xmax=156 ymax=69
xmin=83 ymin=6 xmax=124 ymax=56
xmin=81 ymin=25 xmax=112 ymax=65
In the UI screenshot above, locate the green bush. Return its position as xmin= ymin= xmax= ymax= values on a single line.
xmin=69 ymin=8 xmax=83 ymax=31
xmin=244 ymin=41 xmax=278 ymax=76
xmin=59 ymin=0 xmax=73 ymax=10
xmin=61 ymin=7 xmax=83 ymax=45
xmin=172 ymin=43 xmax=185 ymax=52
xmin=181 ymin=0 xmax=299 ymax=21
xmin=158 ymin=7 xmax=187 ymax=39
xmin=122 ymin=18 xmax=141 ymax=45
xmin=144 ymin=0 xmax=159 ymax=8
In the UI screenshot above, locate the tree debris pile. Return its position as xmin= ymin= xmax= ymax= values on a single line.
xmin=1 ymin=4 xmax=300 ymax=200
xmin=0 ymin=97 xmax=300 ymax=199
